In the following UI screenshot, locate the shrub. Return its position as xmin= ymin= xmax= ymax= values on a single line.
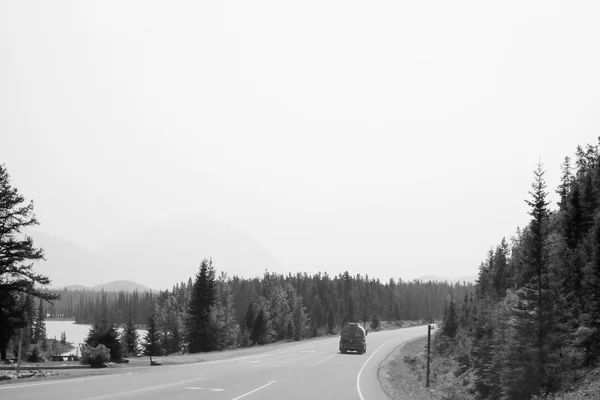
xmin=27 ymin=346 xmax=45 ymax=362
xmin=80 ymin=344 xmax=110 ymax=366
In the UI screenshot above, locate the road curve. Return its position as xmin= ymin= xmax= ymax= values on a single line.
xmin=2 ymin=325 xmax=427 ymax=400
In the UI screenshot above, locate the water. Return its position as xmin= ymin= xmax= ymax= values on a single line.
xmin=45 ymin=320 xmax=147 ymax=355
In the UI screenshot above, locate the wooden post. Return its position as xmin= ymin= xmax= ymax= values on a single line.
xmin=17 ymin=327 xmax=24 ymax=374
xmin=426 ymin=324 xmax=431 ymax=388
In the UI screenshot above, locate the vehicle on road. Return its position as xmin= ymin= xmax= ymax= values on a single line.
xmin=339 ymin=323 xmax=367 ymax=354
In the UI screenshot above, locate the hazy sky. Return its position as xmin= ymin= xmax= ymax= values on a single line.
xmin=2 ymin=1 xmax=600 ymax=284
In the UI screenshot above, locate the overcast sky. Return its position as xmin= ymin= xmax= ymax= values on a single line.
xmin=2 ymin=1 xmax=600 ymax=284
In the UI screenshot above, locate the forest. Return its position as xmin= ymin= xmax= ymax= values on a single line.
xmin=45 ymin=269 xmax=472 ymax=353
xmin=432 ymin=139 xmax=600 ymax=399
xmin=1 ymin=157 xmax=474 ymax=361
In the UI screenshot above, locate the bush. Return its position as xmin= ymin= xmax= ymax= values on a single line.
xmin=27 ymin=346 xmax=45 ymax=362
xmin=80 ymin=344 xmax=110 ymax=366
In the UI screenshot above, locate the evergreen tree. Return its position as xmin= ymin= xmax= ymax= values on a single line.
xmin=123 ymin=316 xmax=139 ymax=356
xmin=85 ymin=318 xmax=123 ymax=362
xmin=33 ymin=299 xmax=46 ymax=343
xmin=557 ymin=156 xmax=573 ymax=210
xmin=143 ymin=313 xmax=162 ymax=363
xmin=0 ymin=164 xmax=59 ymax=360
xmin=251 ymin=307 xmax=268 ymax=345
xmin=185 ymin=259 xmax=217 ymax=352
xmin=441 ymin=297 xmax=458 ymax=339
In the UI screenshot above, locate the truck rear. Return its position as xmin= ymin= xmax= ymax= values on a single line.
xmin=339 ymin=323 xmax=367 ymax=354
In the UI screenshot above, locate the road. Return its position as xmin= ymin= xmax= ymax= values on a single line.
xmin=1 ymin=325 xmax=426 ymax=400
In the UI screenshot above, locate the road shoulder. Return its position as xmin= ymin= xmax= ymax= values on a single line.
xmin=378 ymin=336 xmax=437 ymax=400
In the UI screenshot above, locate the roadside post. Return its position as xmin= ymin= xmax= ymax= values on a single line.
xmin=17 ymin=327 xmax=24 ymax=374
xmin=426 ymin=323 xmax=433 ymax=388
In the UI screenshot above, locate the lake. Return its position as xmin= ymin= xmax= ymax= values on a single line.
xmin=46 ymin=320 xmax=147 ymax=355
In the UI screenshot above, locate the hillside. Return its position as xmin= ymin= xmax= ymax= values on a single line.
xmin=101 ymin=215 xmax=283 ymax=289
xmin=91 ymin=280 xmax=153 ymax=292
xmin=55 ymin=281 xmax=153 ymax=292
xmin=27 ymin=216 xmax=283 ymax=290
xmin=25 ymin=229 xmax=116 ymax=289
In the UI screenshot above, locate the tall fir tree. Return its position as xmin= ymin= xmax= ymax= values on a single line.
xmin=0 ymin=164 xmax=59 ymax=360
xmin=123 ymin=315 xmax=139 ymax=356
xmin=143 ymin=313 xmax=162 ymax=364
xmin=33 ymin=298 xmax=46 ymax=343
xmin=185 ymin=259 xmax=217 ymax=353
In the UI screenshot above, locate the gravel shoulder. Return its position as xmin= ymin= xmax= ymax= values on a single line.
xmin=379 ymin=336 xmax=438 ymax=400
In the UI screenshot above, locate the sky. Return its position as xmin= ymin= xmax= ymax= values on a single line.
xmin=2 ymin=0 xmax=600 ymax=286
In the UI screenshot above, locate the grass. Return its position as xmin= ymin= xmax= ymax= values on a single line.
xmin=379 ymin=336 xmax=439 ymax=400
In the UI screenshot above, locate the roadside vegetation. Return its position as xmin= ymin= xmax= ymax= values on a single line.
xmin=1 ymin=161 xmax=474 ymax=376
xmin=412 ymin=139 xmax=600 ymax=399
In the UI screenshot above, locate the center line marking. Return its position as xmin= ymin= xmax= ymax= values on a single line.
xmin=232 ymin=380 xmax=276 ymax=400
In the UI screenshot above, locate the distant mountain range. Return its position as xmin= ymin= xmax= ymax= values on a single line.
xmin=55 ymin=280 xmax=154 ymax=292
xmin=417 ymin=275 xmax=477 ymax=284
xmin=26 ymin=216 xmax=283 ymax=290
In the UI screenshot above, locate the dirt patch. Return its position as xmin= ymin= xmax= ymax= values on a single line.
xmin=379 ymin=336 xmax=439 ymax=400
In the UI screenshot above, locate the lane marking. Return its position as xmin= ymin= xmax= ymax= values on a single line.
xmin=231 ymin=380 xmax=276 ymax=400
xmin=184 ymin=387 xmax=205 ymax=390
xmin=356 ymin=340 xmax=389 ymax=400
xmin=210 ymin=388 xmax=224 ymax=391
xmin=313 ymin=354 xmax=336 ymax=366
xmin=80 ymin=377 xmax=204 ymax=400
xmin=0 ymin=377 xmax=88 ymax=390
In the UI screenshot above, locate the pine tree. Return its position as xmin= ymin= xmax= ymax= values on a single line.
xmin=123 ymin=316 xmax=139 ymax=356
xmin=556 ymin=156 xmax=573 ymax=210
xmin=441 ymin=297 xmax=458 ymax=339
xmin=143 ymin=313 xmax=162 ymax=364
xmin=33 ymin=299 xmax=46 ymax=343
xmin=504 ymin=162 xmax=559 ymax=397
xmin=85 ymin=319 xmax=123 ymax=362
xmin=0 ymin=164 xmax=59 ymax=360
xmin=185 ymin=259 xmax=217 ymax=353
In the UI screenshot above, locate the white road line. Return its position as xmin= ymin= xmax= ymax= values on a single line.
xmin=356 ymin=340 xmax=389 ymax=400
xmin=0 ymin=377 xmax=88 ymax=390
xmin=231 ymin=380 xmax=276 ymax=400
xmin=80 ymin=377 xmax=204 ymax=400
xmin=313 ymin=354 xmax=336 ymax=366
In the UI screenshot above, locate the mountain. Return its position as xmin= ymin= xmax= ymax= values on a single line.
xmin=418 ymin=275 xmax=477 ymax=284
xmin=28 ymin=216 xmax=283 ymax=290
xmin=101 ymin=215 xmax=283 ymax=289
xmin=91 ymin=280 xmax=153 ymax=292
xmin=25 ymin=229 xmax=116 ymax=289
xmin=51 ymin=281 xmax=152 ymax=292
xmin=62 ymin=284 xmax=93 ymax=291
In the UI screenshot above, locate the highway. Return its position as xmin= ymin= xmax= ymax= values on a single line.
xmin=1 ymin=325 xmax=426 ymax=400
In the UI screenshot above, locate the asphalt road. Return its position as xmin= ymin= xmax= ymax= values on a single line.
xmin=1 ymin=325 xmax=427 ymax=400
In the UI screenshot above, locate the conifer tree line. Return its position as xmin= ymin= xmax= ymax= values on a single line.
xmin=434 ymin=139 xmax=600 ymax=399
xmin=150 ymin=260 xmax=472 ymax=353
xmin=47 ymin=289 xmax=155 ymax=326
xmin=1 ymin=160 xmax=474 ymax=360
